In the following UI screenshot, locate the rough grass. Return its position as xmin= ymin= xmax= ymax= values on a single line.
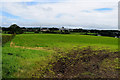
xmin=12 ymin=34 xmax=118 ymax=50
xmin=2 ymin=34 xmax=15 ymax=46
xmin=2 ymin=34 xmax=119 ymax=78
xmin=2 ymin=45 xmax=52 ymax=78
xmin=33 ymin=46 xmax=119 ymax=78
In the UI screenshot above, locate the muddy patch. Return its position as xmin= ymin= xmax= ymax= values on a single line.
xmin=34 ymin=46 xmax=119 ymax=78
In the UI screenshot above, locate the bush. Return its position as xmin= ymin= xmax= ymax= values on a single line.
xmin=34 ymin=31 xmax=39 ymax=33
xmin=8 ymin=24 xmax=23 ymax=34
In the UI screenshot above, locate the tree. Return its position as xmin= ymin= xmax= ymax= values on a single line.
xmin=8 ymin=24 xmax=23 ymax=34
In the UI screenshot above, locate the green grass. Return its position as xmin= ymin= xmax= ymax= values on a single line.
xmin=12 ymin=34 xmax=118 ymax=50
xmin=1 ymin=34 xmax=11 ymax=35
xmin=2 ymin=42 xmax=52 ymax=78
xmin=24 ymin=32 xmax=35 ymax=34
xmin=2 ymin=34 xmax=118 ymax=78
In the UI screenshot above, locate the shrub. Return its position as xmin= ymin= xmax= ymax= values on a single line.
xmin=34 ymin=31 xmax=39 ymax=33
xmin=8 ymin=24 xmax=23 ymax=34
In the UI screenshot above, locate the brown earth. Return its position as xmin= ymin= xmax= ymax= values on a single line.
xmin=34 ymin=46 xmax=119 ymax=79
xmin=10 ymin=41 xmax=48 ymax=51
xmin=10 ymin=41 xmax=119 ymax=78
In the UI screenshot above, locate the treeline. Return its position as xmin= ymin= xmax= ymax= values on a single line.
xmin=71 ymin=29 xmax=120 ymax=37
xmin=2 ymin=24 xmax=120 ymax=38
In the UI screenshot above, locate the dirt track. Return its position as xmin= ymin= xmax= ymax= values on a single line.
xmin=10 ymin=41 xmax=48 ymax=51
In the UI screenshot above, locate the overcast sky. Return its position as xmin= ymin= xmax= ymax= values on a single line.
xmin=0 ymin=0 xmax=119 ymax=29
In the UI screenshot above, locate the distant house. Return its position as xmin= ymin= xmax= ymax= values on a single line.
xmin=21 ymin=27 xmax=27 ymax=32
xmin=41 ymin=28 xmax=49 ymax=32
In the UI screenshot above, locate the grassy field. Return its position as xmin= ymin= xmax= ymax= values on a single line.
xmin=2 ymin=42 xmax=53 ymax=78
xmin=2 ymin=34 xmax=118 ymax=78
xmin=12 ymin=34 xmax=118 ymax=50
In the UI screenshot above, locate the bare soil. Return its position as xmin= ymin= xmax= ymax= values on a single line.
xmin=35 ymin=46 xmax=119 ymax=79
xmin=10 ymin=41 xmax=48 ymax=51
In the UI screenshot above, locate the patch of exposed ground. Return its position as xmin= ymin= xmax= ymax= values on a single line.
xmin=32 ymin=46 xmax=119 ymax=78
xmin=10 ymin=41 xmax=49 ymax=51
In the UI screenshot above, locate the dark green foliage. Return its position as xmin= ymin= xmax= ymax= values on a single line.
xmin=60 ymin=30 xmax=70 ymax=34
xmin=98 ymin=30 xmax=120 ymax=37
xmin=2 ymin=34 xmax=15 ymax=46
xmin=72 ymin=28 xmax=83 ymax=32
xmin=49 ymin=28 xmax=59 ymax=32
xmin=8 ymin=24 xmax=23 ymax=34
xmin=34 ymin=31 xmax=39 ymax=33
xmin=99 ymin=31 xmax=114 ymax=37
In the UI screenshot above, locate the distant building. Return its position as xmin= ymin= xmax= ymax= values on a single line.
xmin=41 ymin=28 xmax=49 ymax=32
